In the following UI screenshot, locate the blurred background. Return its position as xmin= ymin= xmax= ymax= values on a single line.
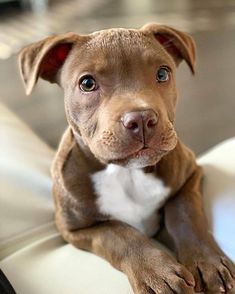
xmin=0 ymin=0 xmax=234 ymax=155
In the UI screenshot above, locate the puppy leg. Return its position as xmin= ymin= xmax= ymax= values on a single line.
xmin=164 ymin=167 xmax=235 ymax=293
xmin=57 ymin=219 xmax=195 ymax=294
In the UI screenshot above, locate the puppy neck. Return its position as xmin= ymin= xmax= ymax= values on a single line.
xmin=73 ymin=130 xmax=105 ymax=171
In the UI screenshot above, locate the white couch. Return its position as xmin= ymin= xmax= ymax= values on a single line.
xmin=0 ymin=103 xmax=234 ymax=294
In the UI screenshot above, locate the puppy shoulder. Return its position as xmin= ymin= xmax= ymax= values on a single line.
xmin=156 ymin=140 xmax=199 ymax=195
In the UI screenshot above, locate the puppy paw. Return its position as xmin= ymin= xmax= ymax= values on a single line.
xmin=126 ymin=249 xmax=195 ymax=294
xmin=179 ymin=248 xmax=235 ymax=293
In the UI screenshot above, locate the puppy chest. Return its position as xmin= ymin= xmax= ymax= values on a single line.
xmin=91 ymin=164 xmax=171 ymax=237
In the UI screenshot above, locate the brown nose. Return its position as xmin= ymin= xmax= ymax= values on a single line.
xmin=121 ymin=110 xmax=158 ymax=142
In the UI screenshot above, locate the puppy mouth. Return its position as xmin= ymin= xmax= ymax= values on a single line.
xmin=96 ymin=128 xmax=178 ymax=165
xmin=109 ymin=145 xmax=167 ymax=165
xmin=132 ymin=146 xmax=164 ymax=158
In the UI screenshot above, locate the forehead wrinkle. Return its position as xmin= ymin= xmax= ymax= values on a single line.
xmin=87 ymin=58 xmax=110 ymax=75
xmin=86 ymin=29 xmax=150 ymax=53
xmin=79 ymin=28 xmax=175 ymax=82
xmin=86 ymin=29 xmax=173 ymax=69
xmin=142 ymin=47 xmax=175 ymax=69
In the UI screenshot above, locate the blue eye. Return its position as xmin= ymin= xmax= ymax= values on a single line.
xmin=156 ymin=67 xmax=170 ymax=82
xmin=79 ymin=75 xmax=97 ymax=92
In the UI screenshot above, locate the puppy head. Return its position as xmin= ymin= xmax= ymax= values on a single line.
xmin=19 ymin=24 xmax=196 ymax=168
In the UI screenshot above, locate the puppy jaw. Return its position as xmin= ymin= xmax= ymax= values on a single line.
xmin=71 ymin=126 xmax=178 ymax=168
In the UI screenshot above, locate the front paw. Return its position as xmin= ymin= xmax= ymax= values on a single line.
xmin=125 ymin=249 xmax=195 ymax=294
xmin=179 ymin=248 xmax=235 ymax=293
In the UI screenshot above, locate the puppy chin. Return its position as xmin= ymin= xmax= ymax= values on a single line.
xmin=97 ymin=151 xmax=164 ymax=169
xmin=122 ymin=156 xmax=161 ymax=169
xmin=119 ymin=151 xmax=165 ymax=168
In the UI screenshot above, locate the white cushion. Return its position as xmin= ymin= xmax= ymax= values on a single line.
xmin=0 ymin=103 xmax=234 ymax=294
xmin=198 ymin=138 xmax=235 ymax=261
xmin=0 ymin=104 xmax=55 ymax=259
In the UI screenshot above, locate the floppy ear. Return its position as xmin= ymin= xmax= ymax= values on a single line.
xmin=19 ymin=32 xmax=79 ymax=95
xmin=141 ymin=23 xmax=196 ymax=74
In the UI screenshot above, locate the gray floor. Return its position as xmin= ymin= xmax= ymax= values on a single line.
xmin=0 ymin=0 xmax=235 ymax=155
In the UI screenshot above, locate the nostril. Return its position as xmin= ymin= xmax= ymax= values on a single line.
xmin=128 ymin=121 xmax=139 ymax=130
xmin=122 ymin=113 xmax=143 ymax=131
xmin=147 ymin=118 xmax=157 ymax=128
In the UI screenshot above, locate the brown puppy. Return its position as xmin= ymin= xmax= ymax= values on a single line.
xmin=19 ymin=24 xmax=235 ymax=294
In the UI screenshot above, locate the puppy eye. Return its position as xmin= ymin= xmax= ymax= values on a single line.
xmin=79 ymin=75 xmax=97 ymax=92
xmin=156 ymin=67 xmax=170 ymax=83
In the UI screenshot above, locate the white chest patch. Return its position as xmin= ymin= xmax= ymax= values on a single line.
xmin=91 ymin=164 xmax=171 ymax=237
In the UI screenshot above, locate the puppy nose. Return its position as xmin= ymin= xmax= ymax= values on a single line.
xmin=121 ymin=110 xmax=158 ymax=141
